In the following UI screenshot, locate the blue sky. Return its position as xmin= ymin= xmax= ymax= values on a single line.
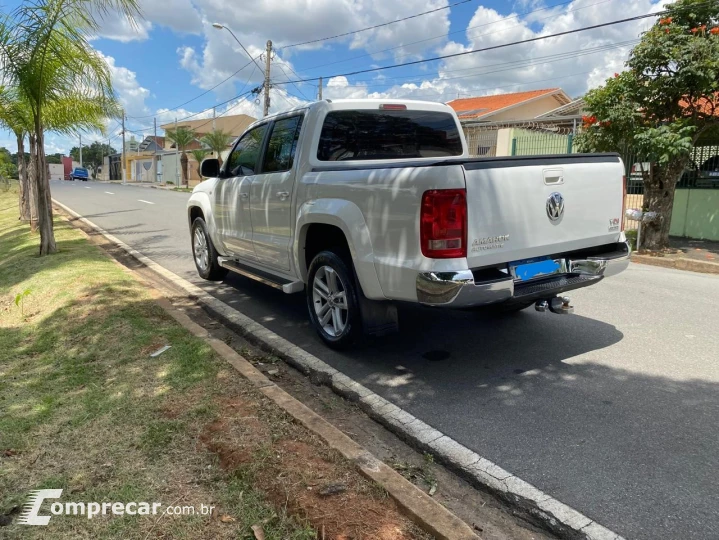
xmin=0 ymin=0 xmax=663 ymax=154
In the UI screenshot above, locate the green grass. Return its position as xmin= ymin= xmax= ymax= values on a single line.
xmin=0 ymin=185 xmax=315 ymax=539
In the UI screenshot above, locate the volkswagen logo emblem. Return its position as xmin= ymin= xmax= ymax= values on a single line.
xmin=546 ymin=192 xmax=564 ymax=222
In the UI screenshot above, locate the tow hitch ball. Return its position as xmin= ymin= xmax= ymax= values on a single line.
xmin=535 ymin=296 xmax=574 ymax=315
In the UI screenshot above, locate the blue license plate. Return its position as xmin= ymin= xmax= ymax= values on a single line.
xmin=511 ymin=258 xmax=562 ymax=281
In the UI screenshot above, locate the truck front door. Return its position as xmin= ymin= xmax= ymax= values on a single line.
xmin=215 ymin=123 xmax=268 ymax=261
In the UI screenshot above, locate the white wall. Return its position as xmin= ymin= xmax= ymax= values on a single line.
xmin=161 ymin=154 xmax=180 ymax=185
xmin=49 ymin=163 xmax=64 ymax=181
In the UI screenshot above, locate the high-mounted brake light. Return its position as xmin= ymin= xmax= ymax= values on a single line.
xmin=379 ymin=104 xmax=407 ymax=110
xmin=420 ymin=189 xmax=467 ymax=259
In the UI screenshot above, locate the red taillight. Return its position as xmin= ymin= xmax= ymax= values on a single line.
xmin=621 ymin=175 xmax=627 ymax=232
xmin=420 ymin=189 xmax=467 ymax=259
xmin=379 ymin=103 xmax=407 ymax=110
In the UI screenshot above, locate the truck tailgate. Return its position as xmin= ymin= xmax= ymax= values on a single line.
xmin=463 ymin=154 xmax=625 ymax=269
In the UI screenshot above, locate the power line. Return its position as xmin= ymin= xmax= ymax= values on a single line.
xmin=278 ymin=0 xmax=475 ymax=50
xmin=298 ymin=0 xmax=583 ymax=72
xmin=275 ymin=64 xmax=312 ymax=101
xmin=338 ymin=39 xmax=640 ymax=87
xmin=127 ymin=56 xmax=261 ymax=120
xmin=184 ymin=91 xmax=255 ymax=133
xmin=151 ymin=66 xmax=260 ymax=130
xmin=273 ymin=11 xmax=663 ymax=86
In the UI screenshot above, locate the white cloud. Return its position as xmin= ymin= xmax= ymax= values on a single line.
xmin=431 ymin=0 xmax=665 ymax=98
xmin=94 ymin=0 xmax=202 ymax=41
xmin=101 ymin=53 xmax=151 ymax=118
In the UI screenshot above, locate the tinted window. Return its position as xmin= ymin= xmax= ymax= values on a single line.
xmin=262 ymin=115 xmax=304 ymax=173
xmin=225 ymin=124 xmax=268 ymax=176
xmin=317 ymin=110 xmax=463 ymax=161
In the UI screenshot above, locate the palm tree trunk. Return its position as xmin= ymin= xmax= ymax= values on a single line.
xmin=27 ymin=134 xmax=38 ymax=232
xmin=17 ymin=132 xmax=30 ymax=222
xmin=180 ymin=152 xmax=188 ymax=187
xmin=33 ymin=120 xmax=57 ymax=255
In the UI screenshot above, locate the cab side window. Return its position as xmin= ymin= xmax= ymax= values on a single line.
xmin=225 ymin=124 xmax=268 ymax=177
xmin=262 ymin=115 xmax=304 ymax=173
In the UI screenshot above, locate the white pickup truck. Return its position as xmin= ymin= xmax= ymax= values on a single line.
xmin=187 ymin=99 xmax=630 ymax=348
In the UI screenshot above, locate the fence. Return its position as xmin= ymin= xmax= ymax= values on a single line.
xmin=511 ymin=133 xmax=575 ymax=156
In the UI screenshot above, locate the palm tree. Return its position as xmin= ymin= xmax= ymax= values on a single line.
xmin=200 ymin=129 xmax=231 ymax=165
xmin=165 ymin=127 xmax=195 ymax=187
xmin=0 ymin=86 xmax=112 ymax=230
xmin=0 ymin=87 xmax=32 ymax=223
xmin=190 ymin=148 xmax=208 ymax=179
xmin=0 ymin=0 xmax=140 ymax=255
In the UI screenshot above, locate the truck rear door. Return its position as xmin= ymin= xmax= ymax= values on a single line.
xmin=463 ymin=154 xmax=625 ymax=269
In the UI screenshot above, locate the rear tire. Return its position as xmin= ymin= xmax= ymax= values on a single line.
xmin=191 ymin=217 xmax=227 ymax=281
xmin=306 ymin=251 xmax=362 ymax=349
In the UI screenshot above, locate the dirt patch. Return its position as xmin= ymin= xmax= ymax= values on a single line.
xmin=200 ymin=394 xmax=427 ymax=540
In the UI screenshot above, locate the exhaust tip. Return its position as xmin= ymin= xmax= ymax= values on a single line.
xmin=535 ymin=300 xmax=548 ymax=312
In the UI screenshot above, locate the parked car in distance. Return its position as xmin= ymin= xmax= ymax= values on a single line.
xmin=187 ymin=99 xmax=630 ymax=349
xmin=69 ymin=167 xmax=89 ymax=181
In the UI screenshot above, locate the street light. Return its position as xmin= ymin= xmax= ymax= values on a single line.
xmin=211 ymin=23 xmax=265 ymax=76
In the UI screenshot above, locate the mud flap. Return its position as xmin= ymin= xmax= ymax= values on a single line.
xmin=358 ymin=294 xmax=398 ymax=337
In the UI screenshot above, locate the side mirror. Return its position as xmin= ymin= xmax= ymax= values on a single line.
xmin=200 ymin=158 xmax=220 ymax=178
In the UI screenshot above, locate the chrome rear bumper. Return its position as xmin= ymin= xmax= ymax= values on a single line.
xmin=416 ymin=240 xmax=631 ymax=307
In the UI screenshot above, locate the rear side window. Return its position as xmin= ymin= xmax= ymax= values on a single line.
xmin=317 ymin=110 xmax=463 ymax=161
xmin=262 ymin=115 xmax=304 ymax=173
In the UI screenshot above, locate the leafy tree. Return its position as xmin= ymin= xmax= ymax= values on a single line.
xmin=190 ymin=148 xmax=208 ymax=178
xmin=200 ymin=129 xmax=231 ymax=165
xmin=165 ymin=127 xmax=195 ymax=187
xmin=46 ymin=153 xmax=63 ymax=164
xmin=576 ymin=0 xmax=719 ymax=250
xmin=70 ymin=142 xmax=116 ymax=177
xmin=0 ymin=147 xmax=18 ymax=179
xmin=0 ymin=0 xmax=139 ymax=255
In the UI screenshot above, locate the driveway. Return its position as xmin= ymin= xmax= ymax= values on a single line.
xmin=51 ymin=180 xmax=719 ymax=540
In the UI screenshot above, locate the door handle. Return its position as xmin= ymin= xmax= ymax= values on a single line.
xmin=276 ymin=191 xmax=290 ymax=200
xmin=240 ymin=193 xmax=249 ymax=199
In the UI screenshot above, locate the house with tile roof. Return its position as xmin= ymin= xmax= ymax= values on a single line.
xmin=447 ymin=88 xmax=581 ymax=157
xmin=447 ymin=88 xmax=573 ymax=123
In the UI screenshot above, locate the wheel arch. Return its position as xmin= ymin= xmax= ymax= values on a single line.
xmin=295 ymin=200 xmax=385 ymax=300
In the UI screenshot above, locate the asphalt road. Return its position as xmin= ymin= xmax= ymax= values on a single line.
xmin=51 ymin=179 xmax=719 ymax=540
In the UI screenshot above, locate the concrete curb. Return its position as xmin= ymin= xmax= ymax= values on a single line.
xmin=156 ymin=298 xmax=477 ymax=540
xmin=53 ymin=198 xmax=624 ymax=540
xmin=631 ymin=254 xmax=719 ymax=275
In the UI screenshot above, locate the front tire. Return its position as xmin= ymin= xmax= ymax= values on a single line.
xmin=191 ymin=217 xmax=227 ymax=281
xmin=306 ymin=251 xmax=362 ymax=349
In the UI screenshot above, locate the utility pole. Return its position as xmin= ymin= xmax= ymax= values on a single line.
xmin=99 ymin=142 xmax=102 ymax=181
xmin=79 ymin=134 xmax=82 ymax=167
xmin=121 ymin=111 xmax=126 ymax=185
xmin=212 ymin=107 xmax=216 ymax=131
xmin=318 ymin=77 xmax=322 ymax=100
xmin=154 ymin=117 xmax=158 ymax=184
xmin=263 ymin=40 xmax=272 ymax=117
xmin=175 ymin=117 xmax=180 ymax=186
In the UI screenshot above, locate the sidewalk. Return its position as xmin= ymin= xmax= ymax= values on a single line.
xmin=631 ymin=236 xmax=719 ymax=274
